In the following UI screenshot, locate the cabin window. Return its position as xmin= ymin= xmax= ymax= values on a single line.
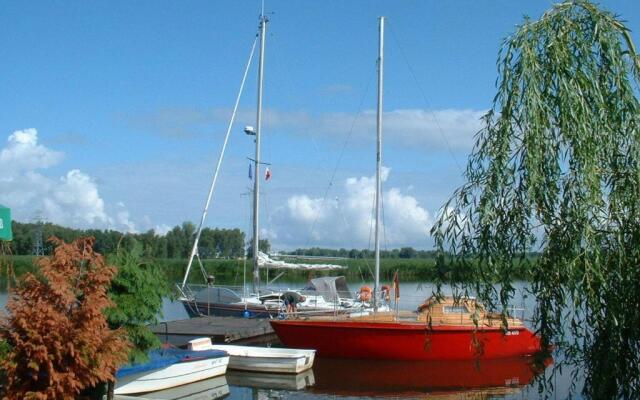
xmin=443 ymin=305 xmax=469 ymax=314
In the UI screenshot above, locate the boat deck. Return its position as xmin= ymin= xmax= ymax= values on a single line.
xmin=149 ymin=316 xmax=276 ymax=346
xmin=296 ymin=297 xmax=524 ymax=328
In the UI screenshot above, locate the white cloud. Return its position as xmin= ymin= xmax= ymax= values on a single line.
xmin=269 ymin=167 xmax=432 ymax=249
xmin=44 ymin=169 xmax=109 ymax=225
xmin=0 ymin=128 xmax=135 ymax=231
xmin=116 ymin=202 xmax=137 ymax=233
xmin=0 ymin=128 xmax=63 ymax=174
xmin=154 ymin=224 xmax=172 ymax=236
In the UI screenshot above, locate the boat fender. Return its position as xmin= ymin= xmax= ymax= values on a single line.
xmin=381 ymin=284 xmax=391 ymax=301
xmin=242 ymin=310 xmax=251 ymax=318
xmin=358 ymin=286 xmax=372 ymax=302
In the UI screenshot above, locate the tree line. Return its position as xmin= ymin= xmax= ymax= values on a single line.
xmin=7 ymin=221 xmax=439 ymax=260
xmin=8 ymin=221 xmax=247 ymax=259
xmin=284 ymin=246 xmax=437 ymax=259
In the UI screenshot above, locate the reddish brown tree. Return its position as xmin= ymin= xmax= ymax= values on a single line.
xmin=0 ymin=237 xmax=130 ymax=399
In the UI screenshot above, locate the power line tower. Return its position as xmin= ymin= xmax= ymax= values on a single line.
xmin=32 ymin=212 xmax=45 ymax=256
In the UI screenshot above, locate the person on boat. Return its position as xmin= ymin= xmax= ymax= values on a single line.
xmin=282 ymin=291 xmax=306 ymax=314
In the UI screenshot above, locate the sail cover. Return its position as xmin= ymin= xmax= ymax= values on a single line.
xmin=257 ymin=251 xmax=346 ymax=271
xmin=303 ymin=276 xmax=353 ymax=300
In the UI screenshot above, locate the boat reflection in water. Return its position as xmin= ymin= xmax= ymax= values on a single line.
xmin=227 ymin=369 xmax=315 ymax=391
xmin=131 ymin=376 xmax=229 ymax=400
xmin=310 ymin=356 xmax=551 ymax=398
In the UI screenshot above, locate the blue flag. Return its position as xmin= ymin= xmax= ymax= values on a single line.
xmin=248 ymin=164 xmax=252 ymax=180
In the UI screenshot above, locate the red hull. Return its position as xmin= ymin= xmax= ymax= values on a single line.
xmin=270 ymin=320 xmax=541 ymax=360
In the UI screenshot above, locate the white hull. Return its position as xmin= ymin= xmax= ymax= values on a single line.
xmin=115 ymin=356 xmax=229 ymax=395
xmin=189 ymin=339 xmax=315 ymax=373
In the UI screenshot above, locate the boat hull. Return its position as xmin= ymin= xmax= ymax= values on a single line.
xmin=182 ymin=299 xmax=277 ymax=318
xmin=207 ymin=344 xmax=315 ymax=373
xmin=181 ymin=299 xmax=371 ymax=319
xmin=270 ymin=320 xmax=541 ymax=360
xmin=115 ymin=356 xmax=229 ymax=395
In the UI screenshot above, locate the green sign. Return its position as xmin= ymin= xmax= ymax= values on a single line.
xmin=0 ymin=205 xmax=13 ymax=241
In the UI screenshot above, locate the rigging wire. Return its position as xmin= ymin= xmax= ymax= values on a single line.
xmin=181 ymin=32 xmax=259 ymax=288
xmin=304 ymin=72 xmax=376 ymax=249
xmin=387 ymin=21 xmax=463 ymax=172
xmin=381 ymin=187 xmax=389 ymax=252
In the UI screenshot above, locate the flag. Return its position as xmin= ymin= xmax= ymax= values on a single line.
xmin=265 ymin=167 xmax=271 ymax=181
xmin=248 ymin=164 xmax=252 ymax=180
xmin=392 ymin=270 xmax=400 ymax=301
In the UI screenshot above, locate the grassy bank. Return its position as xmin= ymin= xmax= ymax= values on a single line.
xmin=2 ymin=255 xmax=534 ymax=286
xmin=148 ymin=256 xmax=534 ymax=284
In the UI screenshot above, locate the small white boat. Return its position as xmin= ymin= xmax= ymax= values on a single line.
xmin=115 ymin=348 xmax=229 ymax=395
xmin=188 ymin=337 xmax=315 ymax=374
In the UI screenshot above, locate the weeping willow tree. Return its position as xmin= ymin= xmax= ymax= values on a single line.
xmin=432 ymin=1 xmax=640 ymax=398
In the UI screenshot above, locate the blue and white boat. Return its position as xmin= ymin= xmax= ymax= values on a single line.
xmin=115 ymin=348 xmax=229 ymax=395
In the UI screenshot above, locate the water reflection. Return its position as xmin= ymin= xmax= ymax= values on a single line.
xmin=310 ymin=356 xmax=551 ymax=398
xmin=135 ymin=376 xmax=229 ymax=399
xmin=226 ymin=369 xmax=315 ymax=391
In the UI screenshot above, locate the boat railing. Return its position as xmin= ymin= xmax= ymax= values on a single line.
xmin=283 ymin=291 xmax=531 ymax=326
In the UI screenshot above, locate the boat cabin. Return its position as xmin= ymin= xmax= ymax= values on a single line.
xmin=416 ymin=296 xmax=523 ymax=327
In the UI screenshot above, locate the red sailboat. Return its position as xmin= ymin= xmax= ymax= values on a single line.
xmin=271 ymin=296 xmax=541 ymax=360
xmin=270 ymin=17 xmax=542 ymax=361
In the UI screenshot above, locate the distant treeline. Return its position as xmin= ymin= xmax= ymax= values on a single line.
xmin=283 ymin=247 xmax=437 ymax=259
xmin=5 ymin=221 xmax=537 ymax=283
xmin=8 ymin=221 xmax=247 ymax=259
xmin=8 ymin=221 xmax=438 ymax=261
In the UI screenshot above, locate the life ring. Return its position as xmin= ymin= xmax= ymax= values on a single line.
xmin=358 ymin=286 xmax=372 ymax=302
xmin=381 ymin=285 xmax=391 ymax=301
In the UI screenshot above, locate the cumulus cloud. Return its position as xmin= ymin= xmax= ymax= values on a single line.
xmin=0 ymin=128 xmax=135 ymax=230
xmin=116 ymin=202 xmax=137 ymax=233
xmin=42 ymin=170 xmax=109 ymax=225
xmin=0 ymin=128 xmax=63 ymax=174
xmin=269 ymin=167 xmax=433 ymax=249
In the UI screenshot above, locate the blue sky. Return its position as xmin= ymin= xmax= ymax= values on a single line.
xmin=1 ymin=1 xmax=638 ymax=250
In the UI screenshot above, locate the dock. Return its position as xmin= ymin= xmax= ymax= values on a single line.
xmin=149 ymin=316 xmax=276 ymax=347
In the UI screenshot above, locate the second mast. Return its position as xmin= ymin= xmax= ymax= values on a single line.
xmin=252 ymin=14 xmax=268 ymax=293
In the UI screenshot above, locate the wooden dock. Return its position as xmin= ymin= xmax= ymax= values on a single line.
xmin=149 ymin=316 xmax=276 ymax=346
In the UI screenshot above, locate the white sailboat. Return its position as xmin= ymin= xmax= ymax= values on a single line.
xmin=176 ymin=12 xmax=384 ymax=319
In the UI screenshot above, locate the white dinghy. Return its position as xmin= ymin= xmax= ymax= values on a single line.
xmin=188 ymin=337 xmax=315 ymax=374
xmin=114 ymin=348 xmax=229 ymax=395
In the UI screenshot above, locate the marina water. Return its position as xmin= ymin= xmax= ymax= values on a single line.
xmin=1 ymin=281 xmax=583 ymax=399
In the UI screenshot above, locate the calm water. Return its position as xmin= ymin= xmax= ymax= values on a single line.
xmin=1 ymin=282 xmax=582 ymax=399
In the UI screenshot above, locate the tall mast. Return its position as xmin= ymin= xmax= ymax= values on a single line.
xmin=252 ymin=14 xmax=267 ymax=293
xmin=374 ymin=16 xmax=384 ymax=309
